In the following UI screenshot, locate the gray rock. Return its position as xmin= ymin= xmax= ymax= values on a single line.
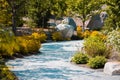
xmin=86 ymin=12 xmax=107 ymax=30
xmin=56 ymin=24 xmax=74 ymax=38
xmin=63 ymin=17 xmax=77 ymax=30
xmin=104 ymin=62 xmax=120 ymax=75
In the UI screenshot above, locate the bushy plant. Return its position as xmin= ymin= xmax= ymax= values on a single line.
xmin=106 ymin=29 xmax=120 ymax=52
xmin=83 ymin=30 xmax=91 ymax=38
xmin=17 ymin=36 xmax=41 ymax=54
xmin=31 ymin=32 xmax=47 ymax=42
xmin=77 ymin=26 xmax=84 ymax=39
xmin=90 ymin=31 xmax=107 ymax=41
xmin=52 ymin=31 xmax=63 ymax=41
xmin=84 ymin=36 xmax=110 ymax=58
xmin=0 ymin=29 xmax=19 ymax=56
xmin=71 ymin=52 xmax=89 ymax=64
xmin=87 ymin=56 xmax=107 ymax=69
xmin=0 ymin=65 xmax=18 ymax=80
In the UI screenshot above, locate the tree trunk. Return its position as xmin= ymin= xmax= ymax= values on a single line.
xmin=82 ymin=20 xmax=85 ymax=32
xmin=12 ymin=8 xmax=17 ymax=35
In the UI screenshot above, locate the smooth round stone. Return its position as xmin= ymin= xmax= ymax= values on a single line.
xmin=104 ymin=62 xmax=120 ymax=75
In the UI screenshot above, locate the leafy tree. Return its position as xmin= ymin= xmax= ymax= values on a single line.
xmin=70 ymin=0 xmax=103 ymax=31
xmin=6 ymin=0 xmax=27 ymax=34
xmin=50 ymin=0 xmax=68 ymax=17
xmin=104 ymin=0 xmax=120 ymax=29
xmin=0 ymin=0 xmax=11 ymax=27
xmin=26 ymin=0 xmax=51 ymax=28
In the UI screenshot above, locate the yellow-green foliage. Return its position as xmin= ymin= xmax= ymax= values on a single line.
xmin=83 ymin=30 xmax=91 ymax=38
xmin=17 ymin=36 xmax=41 ymax=54
xmin=77 ymin=26 xmax=84 ymax=39
xmin=84 ymin=36 xmax=110 ymax=58
xmin=90 ymin=31 xmax=107 ymax=41
xmin=31 ymin=32 xmax=47 ymax=42
xmin=52 ymin=31 xmax=63 ymax=41
xmin=0 ymin=56 xmax=17 ymax=80
xmin=77 ymin=26 xmax=106 ymax=40
xmin=0 ymin=29 xmax=42 ymax=56
xmin=87 ymin=56 xmax=107 ymax=69
xmin=0 ymin=29 xmax=19 ymax=56
xmin=0 ymin=0 xmax=12 ymax=27
xmin=0 ymin=65 xmax=18 ymax=80
xmin=71 ymin=52 xmax=89 ymax=64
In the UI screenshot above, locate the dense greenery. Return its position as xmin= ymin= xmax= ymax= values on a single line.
xmin=0 ymin=29 xmax=47 ymax=57
xmin=0 ymin=0 xmax=11 ymax=27
xmin=87 ymin=56 xmax=107 ymax=69
xmin=106 ymin=29 xmax=120 ymax=52
xmin=70 ymin=0 xmax=103 ymax=31
xmin=0 ymin=56 xmax=18 ymax=80
xmin=84 ymin=36 xmax=110 ymax=58
xmin=104 ymin=0 xmax=120 ymax=29
xmin=0 ymin=29 xmax=19 ymax=56
xmin=71 ymin=52 xmax=89 ymax=64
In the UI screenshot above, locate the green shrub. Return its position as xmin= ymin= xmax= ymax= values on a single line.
xmin=87 ymin=56 xmax=107 ymax=69
xmin=84 ymin=36 xmax=110 ymax=58
xmin=0 ymin=65 xmax=18 ymax=80
xmin=71 ymin=52 xmax=89 ymax=64
xmin=106 ymin=29 xmax=120 ymax=52
xmin=0 ymin=29 xmax=19 ymax=56
xmin=17 ymin=36 xmax=41 ymax=54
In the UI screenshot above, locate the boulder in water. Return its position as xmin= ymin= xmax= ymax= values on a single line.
xmin=56 ymin=24 xmax=74 ymax=38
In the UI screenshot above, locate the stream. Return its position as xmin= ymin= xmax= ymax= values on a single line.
xmin=6 ymin=40 xmax=120 ymax=80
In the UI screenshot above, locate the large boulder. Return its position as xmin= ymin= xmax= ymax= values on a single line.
xmin=56 ymin=24 xmax=74 ymax=38
xmin=104 ymin=62 xmax=120 ymax=75
xmin=86 ymin=12 xmax=107 ymax=30
xmin=62 ymin=17 xmax=77 ymax=30
xmin=55 ymin=17 xmax=76 ymax=39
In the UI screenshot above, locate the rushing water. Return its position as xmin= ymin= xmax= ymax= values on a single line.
xmin=6 ymin=40 xmax=120 ymax=80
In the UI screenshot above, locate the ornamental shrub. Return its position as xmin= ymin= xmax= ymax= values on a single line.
xmin=0 ymin=29 xmax=19 ymax=56
xmin=31 ymin=32 xmax=47 ymax=42
xmin=52 ymin=31 xmax=63 ymax=41
xmin=71 ymin=52 xmax=89 ymax=64
xmin=77 ymin=26 xmax=84 ymax=39
xmin=106 ymin=29 xmax=120 ymax=52
xmin=90 ymin=31 xmax=107 ymax=41
xmin=83 ymin=30 xmax=91 ymax=38
xmin=84 ymin=36 xmax=110 ymax=58
xmin=17 ymin=36 xmax=41 ymax=54
xmin=87 ymin=56 xmax=107 ymax=69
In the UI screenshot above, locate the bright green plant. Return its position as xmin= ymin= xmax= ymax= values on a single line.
xmin=84 ymin=36 xmax=110 ymax=58
xmin=87 ymin=56 xmax=107 ymax=69
xmin=71 ymin=52 xmax=89 ymax=64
